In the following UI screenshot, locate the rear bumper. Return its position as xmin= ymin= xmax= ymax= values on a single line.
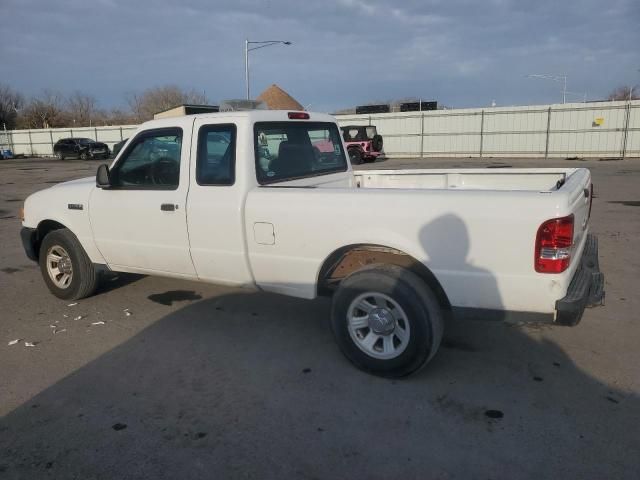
xmin=555 ymin=234 xmax=605 ymax=326
xmin=20 ymin=226 xmax=38 ymax=261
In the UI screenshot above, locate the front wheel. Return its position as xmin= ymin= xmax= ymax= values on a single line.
xmin=56 ymin=151 xmax=64 ymax=160
xmin=331 ymin=264 xmax=443 ymax=378
xmin=79 ymin=151 xmax=89 ymax=160
xmin=39 ymin=229 xmax=98 ymax=300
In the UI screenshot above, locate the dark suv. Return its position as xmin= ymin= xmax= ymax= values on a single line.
xmin=53 ymin=138 xmax=110 ymax=160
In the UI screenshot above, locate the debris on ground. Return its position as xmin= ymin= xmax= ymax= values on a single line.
xmin=8 ymin=339 xmax=22 ymax=346
xmin=67 ymin=302 xmax=78 ymax=307
xmin=24 ymin=341 xmax=39 ymax=347
xmin=91 ymin=321 xmax=105 ymax=326
xmin=73 ymin=315 xmax=84 ymax=321
xmin=124 ymin=308 xmax=132 ymax=317
xmin=53 ymin=328 xmax=66 ymax=335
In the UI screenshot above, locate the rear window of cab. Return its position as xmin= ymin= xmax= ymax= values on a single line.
xmin=254 ymin=122 xmax=347 ymax=185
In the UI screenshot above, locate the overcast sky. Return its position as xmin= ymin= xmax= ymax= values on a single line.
xmin=1 ymin=0 xmax=638 ymax=112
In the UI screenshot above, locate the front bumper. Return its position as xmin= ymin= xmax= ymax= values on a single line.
xmin=555 ymin=234 xmax=605 ymax=326
xmin=20 ymin=226 xmax=38 ymax=261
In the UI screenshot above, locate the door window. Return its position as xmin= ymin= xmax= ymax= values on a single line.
xmin=111 ymin=128 xmax=182 ymax=189
xmin=196 ymin=124 xmax=236 ymax=185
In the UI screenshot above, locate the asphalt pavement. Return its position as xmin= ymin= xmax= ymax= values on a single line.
xmin=0 ymin=156 xmax=639 ymax=479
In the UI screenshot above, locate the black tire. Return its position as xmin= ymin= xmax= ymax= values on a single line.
xmin=79 ymin=151 xmax=89 ymax=160
xmin=39 ymin=228 xmax=98 ymax=300
xmin=348 ymin=148 xmax=363 ymax=165
xmin=331 ymin=264 xmax=443 ymax=378
xmin=372 ymin=134 xmax=383 ymax=152
xmin=56 ymin=151 xmax=64 ymax=160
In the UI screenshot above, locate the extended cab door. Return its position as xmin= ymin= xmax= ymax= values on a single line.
xmin=89 ymin=126 xmax=196 ymax=276
xmin=185 ymin=119 xmax=254 ymax=286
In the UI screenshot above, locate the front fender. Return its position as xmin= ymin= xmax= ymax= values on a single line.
xmin=22 ymin=178 xmax=106 ymax=264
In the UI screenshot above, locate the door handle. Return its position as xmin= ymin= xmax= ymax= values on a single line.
xmin=160 ymin=203 xmax=176 ymax=212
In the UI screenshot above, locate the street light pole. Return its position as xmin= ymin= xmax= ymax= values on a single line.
xmin=245 ymin=39 xmax=249 ymax=100
xmin=526 ymin=74 xmax=568 ymax=104
xmin=244 ymin=39 xmax=292 ymax=100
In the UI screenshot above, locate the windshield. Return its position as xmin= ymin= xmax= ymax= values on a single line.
xmin=254 ymin=122 xmax=347 ymax=185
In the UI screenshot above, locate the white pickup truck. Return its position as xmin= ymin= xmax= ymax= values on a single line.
xmin=20 ymin=110 xmax=604 ymax=377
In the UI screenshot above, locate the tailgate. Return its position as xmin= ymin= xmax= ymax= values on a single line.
xmin=563 ymin=168 xmax=593 ymax=256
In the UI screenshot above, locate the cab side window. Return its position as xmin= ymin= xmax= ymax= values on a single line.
xmin=111 ymin=128 xmax=182 ymax=189
xmin=196 ymin=124 xmax=236 ymax=186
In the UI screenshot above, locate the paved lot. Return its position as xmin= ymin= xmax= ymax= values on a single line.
xmin=1 ymin=156 xmax=639 ymax=479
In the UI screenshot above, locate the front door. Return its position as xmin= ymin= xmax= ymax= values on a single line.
xmin=89 ymin=127 xmax=196 ymax=277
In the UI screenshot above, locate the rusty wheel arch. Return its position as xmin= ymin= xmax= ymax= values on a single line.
xmin=317 ymin=244 xmax=451 ymax=310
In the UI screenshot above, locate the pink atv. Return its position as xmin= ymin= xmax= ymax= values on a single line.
xmin=340 ymin=125 xmax=384 ymax=165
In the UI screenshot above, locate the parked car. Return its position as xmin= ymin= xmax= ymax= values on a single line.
xmin=53 ymin=138 xmax=110 ymax=160
xmin=340 ymin=125 xmax=384 ymax=164
xmin=20 ymin=110 xmax=604 ymax=377
xmin=111 ymin=138 xmax=127 ymax=158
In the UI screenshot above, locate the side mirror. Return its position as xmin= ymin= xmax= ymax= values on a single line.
xmin=96 ymin=164 xmax=111 ymax=188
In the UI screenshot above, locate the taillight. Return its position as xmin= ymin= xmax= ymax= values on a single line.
xmin=287 ymin=112 xmax=309 ymax=119
xmin=535 ymin=215 xmax=574 ymax=273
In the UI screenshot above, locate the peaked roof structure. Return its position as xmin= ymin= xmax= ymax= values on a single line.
xmin=256 ymin=84 xmax=304 ymax=110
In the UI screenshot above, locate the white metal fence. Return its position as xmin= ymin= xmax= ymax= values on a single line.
xmin=1 ymin=100 xmax=638 ymax=159
xmin=336 ymin=100 xmax=640 ymax=159
xmin=1 ymin=125 xmax=139 ymax=157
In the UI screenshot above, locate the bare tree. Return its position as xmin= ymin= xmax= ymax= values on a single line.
xmin=127 ymin=85 xmax=208 ymax=122
xmin=66 ymin=92 xmax=98 ymax=127
xmin=93 ymin=108 xmax=137 ymax=126
xmin=608 ymin=85 xmax=640 ymax=101
xmin=0 ymin=84 xmax=24 ymax=130
xmin=17 ymin=91 xmax=67 ymax=129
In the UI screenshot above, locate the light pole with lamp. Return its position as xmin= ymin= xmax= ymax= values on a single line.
xmin=245 ymin=39 xmax=292 ymax=100
xmin=526 ymin=74 xmax=568 ymax=104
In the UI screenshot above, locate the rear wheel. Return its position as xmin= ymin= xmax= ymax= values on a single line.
xmin=39 ymin=228 xmax=98 ymax=300
xmin=348 ymin=148 xmax=363 ymax=165
xmin=331 ymin=264 xmax=443 ymax=378
xmin=79 ymin=151 xmax=89 ymax=160
xmin=56 ymin=151 xmax=64 ymax=160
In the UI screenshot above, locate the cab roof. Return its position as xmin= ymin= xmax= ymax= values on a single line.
xmin=140 ymin=110 xmax=337 ymax=130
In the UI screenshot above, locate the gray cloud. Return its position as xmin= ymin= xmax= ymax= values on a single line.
xmin=1 ymin=0 xmax=638 ymax=112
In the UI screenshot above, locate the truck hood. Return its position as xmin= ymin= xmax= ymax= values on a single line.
xmin=49 ymin=176 xmax=96 ymax=189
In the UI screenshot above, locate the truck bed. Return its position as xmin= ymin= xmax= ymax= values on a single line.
xmin=353 ymin=168 xmax=576 ymax=192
